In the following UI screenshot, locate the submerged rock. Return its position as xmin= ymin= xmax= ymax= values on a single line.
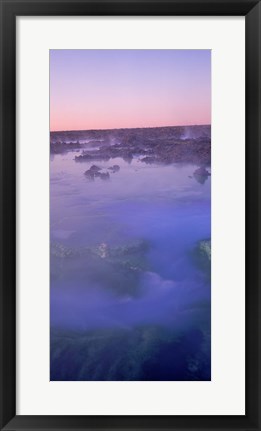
xmin=108 ymin=165 xmax=120 ymax=173
xmin=94 ymin=243 xmax=110 ymax=258
xmin=198 ymin=239 xmax=211 ymax=261
xmin=50 ymin=239 xmax=150 ymax=297
xmin=98 ymin=172 xmax=110 ymax=181
xmin=50 ymin=326 xmax=210 ymax=381
xmin=51 ymin=239 xmax=149 ymax=261
xmin=193 ymin=239 xmax=211 ymax=276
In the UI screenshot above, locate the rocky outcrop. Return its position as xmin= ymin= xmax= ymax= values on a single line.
xmin=51 ymin=325 xmax=210 ymax=381
xmin=84 ymin=165 xmax=102 ymax=180
xmin=84 ymin=164 xmax=121 ymax=181
xmin=51 ymin=125 xmax=211 ymax=170
xmin=84 ymin=165 xmax=110 ymax=181
xmin=51 ymin=124 xmax=211 ymax=145
xmin=73 ymin=135 xmax=210 ymax=166
xmin=50 ymin=141 xmax=82 ymax=154
xmin=193 ymin=167 xmax=211 ymax=184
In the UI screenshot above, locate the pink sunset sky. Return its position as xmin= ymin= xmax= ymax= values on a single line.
xmin=50 ymin=50 xmax=211 ymax=132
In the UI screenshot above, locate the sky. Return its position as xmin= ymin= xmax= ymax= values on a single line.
xmin=50 ymin=49 xmax=211 ymax=131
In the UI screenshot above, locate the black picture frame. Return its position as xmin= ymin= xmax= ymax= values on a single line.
xmin=0 ymin=0 xmax=260 ymax=430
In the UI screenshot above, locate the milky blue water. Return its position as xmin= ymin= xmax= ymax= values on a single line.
xmin=50 ymin=149 xmax=211 ymax=381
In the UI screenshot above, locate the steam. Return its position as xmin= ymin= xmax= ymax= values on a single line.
xmin=51 ymin=269 xmax=209 ymax=331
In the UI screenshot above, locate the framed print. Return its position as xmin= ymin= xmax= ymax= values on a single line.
xmin=49 ymin=48 xmax=212 ymax=383
xmin=0 ymin=0 xmax=260 ymax=430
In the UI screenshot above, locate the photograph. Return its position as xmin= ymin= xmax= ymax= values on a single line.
xmin=1 ymin=0 xmax=261 ymax=428
xmin=50 ymin=49 xmax=211 ymax=381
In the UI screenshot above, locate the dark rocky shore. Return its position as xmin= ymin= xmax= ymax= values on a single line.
xmin=50 ymin=125 xmax=211 ymax=166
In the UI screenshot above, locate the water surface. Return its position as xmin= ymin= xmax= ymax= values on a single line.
xmin=50 ymin=149 xmax=211 ymax=381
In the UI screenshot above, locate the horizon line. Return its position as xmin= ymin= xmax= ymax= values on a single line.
xmin=50 ymin=123 xmax=211 ymax=134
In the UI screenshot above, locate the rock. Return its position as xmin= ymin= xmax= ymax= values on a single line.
xmin=84 ymin=170 xmax=95 ymax=180
xmin=94 ymin=242 xmax=110 ymax=258
xmin=51 ymin=125 xmax=211 ymax=166
xmin=193 ymin=167 xmax=211 ymax=184
xmin=108 ymin=165 xmax=120 ymax=173
xmin=198 ymin=239 xmax=211 ymax=262
xmin=97 ymin=172 xmax=110 ymax=181
xmin=84 ymin=165 xmax=109 ymax=181
xmin=51 ymin=325 xmax=210 ymax=381
xmin=50 ymin=141 xmax=82 ymax=154
xmin=140 ymin=156 xmax=157 ymax=164
xmin=89 ymin=165 xmax=102 ymax=173
xmin=194 ymin=167 xmax=211 ymax=177
xmin=193 ymin=239 xmax=211 ymax=276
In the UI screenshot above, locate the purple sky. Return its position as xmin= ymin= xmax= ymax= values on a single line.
xmin=50 ymin=49 xmax=211 ymax=131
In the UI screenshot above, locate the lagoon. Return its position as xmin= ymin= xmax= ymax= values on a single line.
xmin=50 ymin=144 xmax=211 ymax=381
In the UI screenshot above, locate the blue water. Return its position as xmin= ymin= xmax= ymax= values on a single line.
xmin=50 ymin=150 xmax=211 ymax=380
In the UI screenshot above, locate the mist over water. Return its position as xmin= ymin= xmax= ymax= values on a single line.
xmin=50 ymin=147 xmax=211 ymax=381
